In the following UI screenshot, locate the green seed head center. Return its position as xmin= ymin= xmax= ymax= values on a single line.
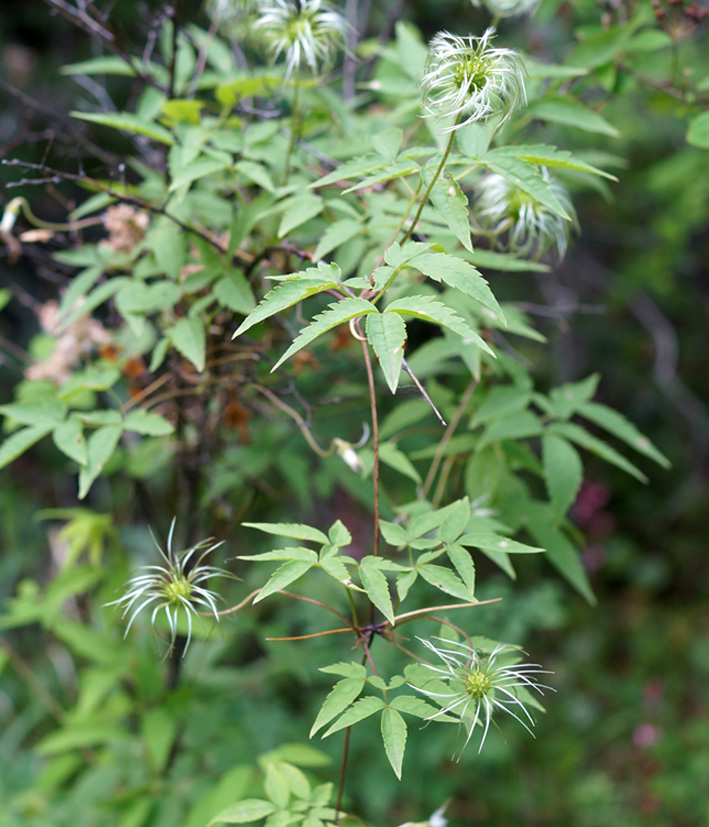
xmin=164 ymin=577 xmax=192 ymax=602
xmin=455 ymin=55 xmax=492 ymax=92
xmin=465 ymin=669 xmax=493 ymax=698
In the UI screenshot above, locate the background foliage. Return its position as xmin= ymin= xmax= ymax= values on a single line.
xmin=1 ymin=0 xmax=708 ymax=825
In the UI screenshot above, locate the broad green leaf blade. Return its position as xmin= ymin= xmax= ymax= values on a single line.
xmin=578 ymin=402 xmax=670 ymax=468
xmin=366 ymin=312 xmax=406 ymax=394
xmin=547 ymin=374 xmax=600 ymax=419
xmin=551 ymin=422 xmax=647 ymax=482
xmin=478 ymin=411 xmax=543 ymax=449
xmin=213 ymin=272 xmax=257 ymax=315
xmin=62 ymin=55 xmax=166 ymax=79
xmin=457 ymin=533 xmax=545 ymax=554
xmin=169 ymin=156 xmax=230 ymax=191
xmin=379 ymin=442 xmax=421 ymax=484
xmin=687 ymin=112 xmax=709 ymax=149
xmin=480 ymin=155 xmax=572 ymax=220
xmin=341 ymin=161 xmax=419 ymax=194
xmin=390 ymin=694 xmax=440 ymax=718
xmin=428 ymin=166 xmax=473 ymax=252
xmin=78 ymin=425 xmax=122 ymax=499
xmin=385 ymin=296 xmax=494 ymax=358
xmin=278 ymin=194 xmax=324 ymax=237
xmin=359 ymin=557 xmax=395 ymax=624
xmin=169 ymin=317 xmax=206 ymax=372
xmin=53 ymin=417 xmax=87 ymax=466
xmin=313 ymin=219 xmax=362 ymax=261
xmin=308 ymin=152 xmax=387 ymax=188
xmin=319 ymin=662 xmax=368 ymax=679
xmin=264 ymin=764 xmax=290 ymax=810
xmin=526 ymin=97 xmax=620 ymax=137
xmin=542 ymin=434 xmax=583 ymax=525
xmin=0 ymin=398 xmax=66 ymax=427
xmin=233 ymin=264 xmax=342 ymax=337
xmin=272 ymin=299 xmax=378 ymax=372
xmin=242 ymin=522 xmax=329 ymax=544
xmin=239 ymin=547 xmax=318 ymax=562
xmin=471 ymin=386 xmax=532 ymax=428
xmin=409 ymin=252 xmax=504 ymax=323
xmin=445 ymin=544 xmax=475 ymax=592
xmin=310 ymin=678 xmax=365 ymax=737
xmin=123 ymin=410 xmax=175 ymax=436
xmin=0 ymin=424 xmax=53 ymax=470
xmin=71 ymin=111 xmax=174 ymax=145
xmin=208 ymin=799 xmax=277 ymax=825
xmin=525 ymin=504 xmax=596 ymax=605
xmin=254 ymin=560 xmax=316 ymax=602
xmin=322 ymin=696 xmax=385 ymax=737
xmin=489 ymin=144 xmax=617 ymax=180
xmin=380 ymin=707 xmax=407 ymax=779
xmin=418 ymin=564 xmax=473 ymax=601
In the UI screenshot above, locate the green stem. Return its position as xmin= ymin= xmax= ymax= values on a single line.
xmin=400 ymin=114 xmax=462 ymax=245
xmin=359 ymin=324 xmax=380 ymax=558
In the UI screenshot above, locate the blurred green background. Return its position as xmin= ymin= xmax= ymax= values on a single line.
xmin=1 ymin=1 xmax=708 ymax=825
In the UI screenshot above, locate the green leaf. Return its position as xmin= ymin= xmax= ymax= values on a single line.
xmin=169 ymin=156 xmax=230 ymax=191
xmin=213 ymin=272 xmax=257 ymax=315
xmin=242 ymin=523 xmax=329 ymax=544
xmin=359 ymin=557 xmax=395 ymax=624
xmin=379 ymin=442 xmax=421 ymax=483
xmin=239 ymin=548 xmax=318 ymax=562
xmin=208 ymin=799 xmax=277 ymax=825
xmin=371 ymin=127 xmax=403 ymax=161
xmin=385 ymin=296 xmax=494 ymax=357
xmin=264 ymin=764 xmax=290 ymax=809
xmin=123 ymin=410 xmax=175 ymax=436
xmin=53 ymin=417 xmax=88 ymax=466
xmin=322 ymin=696 xmax=385 ymax=737
xmin=380 ymin=707 xmax=407 ymax=779
xmin=310 ymin=678 xmax=366 ymax=737
xmin=115 ymin=281 xmax=182 ymax=316
xmin=480 ymin=154 xmax=572 ymax=219
xmin=439 ymin=499 xmax=470 ymax=544
xmin=687 ymin=112 xmax=709 ymax=149
xmin=162 ymin=98 xmax=203 ymax=125
xmin=550 ymin=422 xmax=647 ymax=482
xmin=418 ymin=564 xmax=473 ymax=601
xmin=390 ymin=694 xmax=440 ymax=718
xmin=526 ymin=97 xmax=619 ymax=138
xmin=254 ymin=560 xmax=316 ymax=602
xmin=542 ymin=434 xmax=583 ymax=525
xmin=379 ymin=520 xmax=409 ymax=548
xmin=313 ymin=219 xmax=363 ymax=261
xmin=272 ymin=298 xmax=378 ymax=372
xmin=578 ymin=402 xmax=670 ymax=468
xmin=235 ymin=160 xmax=275 ymax=192
xmin=233 ymin=264 xmax=342 ymax=337
xmin=478 ymin=411 xmax=543 ymax=449
xmin=445 ymin=544 xmax=475 ymax=592
xmin=490 ymin=144 xmax=617 ymax=180
xmin=278 ymin=194 xmax=324 ymax=237
xmin=309 ymin=153 xmax=386 ymax=188
xmin=366 ymin=312 xmax=406 ymax=394
xmin=78 ymin=425 xmax=122 ymax=499
xmin=169 ymin=317 xmax=206 ymax=372
xmin=62 ymin=55 xmax=166 ymax=79
xmin=525 ymin=503 xmax=595 ymax=604
xmin=547 ymin=374 xmax=600 ymax=419
xmin=0 ymin=424 xmax=53 ymax=470
xmin=458 ymin=533 xmax=545 ymax=554
xmin=70 ymin=111 xmax=174 ymax=145
xmin=409 ymin=252 xmax=504 ymax=323
xmin=428 ymin=166 xmax=473 ymax=252
xmin=0 ymin=398 xmax=67 ymax=427
xmin=341 ymin=161 xmax=419 ymax=194
xmin=319 ymin=662 xmax=367 ymax=679
xmin=471 ymin=386 xmax=532 ymax=428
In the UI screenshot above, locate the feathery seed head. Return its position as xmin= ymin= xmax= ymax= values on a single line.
xmin=420 ymin=29 xmax=526 ymax=133
xmin=471 ymin=0 xmax=541 ymax=19
xmin=475 ymin=167 xmax=577 ymax=259
xmin=411 ymin=637 xmax=553 ymax=757
xmin=256 ymin=0 xmax=348 ymax=77
xmin=106 ymin=518 xmax=230 ymax=657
